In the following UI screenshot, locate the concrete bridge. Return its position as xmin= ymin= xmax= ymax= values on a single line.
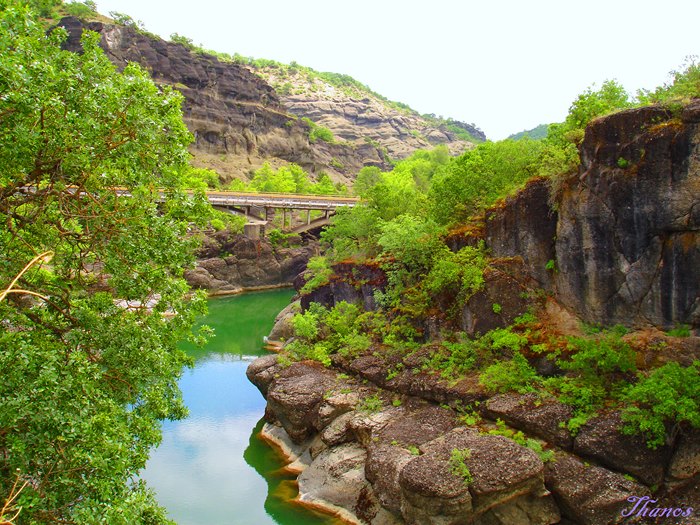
xmin=70 ymin=186 xmax=359 ymax=234
xmin=202 ymin=190 xmax=359 ymax=233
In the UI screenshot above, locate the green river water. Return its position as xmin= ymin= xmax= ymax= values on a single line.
xmin=141 ymin=290 xmax=341 ymax=525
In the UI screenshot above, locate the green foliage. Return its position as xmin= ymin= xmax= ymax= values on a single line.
xmin=26 ymin=0 xmax=61 ymax=17
xmin=267 ymin=228 xmax=298 ymax=247
xmin=233 ymin=162 xmax=345 ymax=195
xmin=540 ymin=80 xmax=633 ymax=189
xmin=508 ymin=123 xmax=549 ymax=141
xmin=430 ymin=340 xmax=478 ymax=380
xmin=560 ymin=334 xmax=636 ymax=380
xmin=424 ymin=244 xmax=487 ymax=307
xmin=183 ymin=167 xmax=221 ymax=189
xmin=358 ymin=393 xmax=383 ymax=413
xmin=210 ymin=218 xmax=226 ymax=231
xmin=301 ymin=117 xmax=335 ymax=144
xmin=621 ymin=361 xmax=700 ymax=448
xmin=449 ymin=448 xmax=473 ymax=485
xmin=353 ymin=166 xmax=383 ymax=197
xmin=320 ymin=205 xmax=382 ymax=260
xmin=291 ymin=308 xmax=320 ymax=340
xmin=638 ymin=56 xmax=700 ymax=104
xmin=300 ymin=256 xmax=332 ymax=294
xmin=487 ymin=420 xmax=554 ymax=462
xmin=0 ymin=4 xmax=209 ymax=521
xmin=170 ymin=32 xmax=195 ymax=50
xmin=544 ymin=333 xmax=637 ymax=434
xmin=617 ymin=157 xmax=630 ymax=169
xmin=64 ymin=0 xmax=97 ymax=19
xmin=429 ymin=138 xmax=545 ymax=225
xmin=480 ymin=353 xmax=540 ymax=394
xmin=377 ymin=215 xmax=443 ymax=271
xmin=666 ymin=324 xmax=691 ymax=337
xmin=208 ymin=211 xmax=245 ymax=234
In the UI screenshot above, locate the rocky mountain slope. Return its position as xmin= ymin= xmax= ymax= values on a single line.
xmin=254 ymin=64 xmax=484 ymax=160
xmin=59 ymin=16 xmax=481 ymax=186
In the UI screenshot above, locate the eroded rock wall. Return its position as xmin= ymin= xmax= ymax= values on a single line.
xmin=554 ymin=103 xmax=700 ymax=330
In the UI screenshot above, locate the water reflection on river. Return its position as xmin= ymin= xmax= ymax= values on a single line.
xmin=141 ymin=290 xmax=339 ymax=525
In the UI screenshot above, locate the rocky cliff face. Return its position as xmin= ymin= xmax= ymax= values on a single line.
xmin=257 ymin=67 xmax=483 ymax=161
xmin=481 ymin=103 xmax=700 ymax=332
xmin=59 ymin=17 xmax=480 ymax=185
xmin=247 ymin=102 xmax=700 ymax=524
xmin=554 ymin=102 xmax=700 ymax=330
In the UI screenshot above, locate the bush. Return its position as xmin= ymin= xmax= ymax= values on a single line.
xmin=377 ymin=215 xmax=443 ymax=271
xmin=621 ymin=361 xmax=700 ymax=448
xmin=64 ymin=1 xmax=96 ymax=19
xmin=487 ymin=419 xmax=554 ymax=462
xmin=480 ymin=352 xmax=540 ymax=394
xmin=301 ymin=117 xmax=335 ymax=144
xmin=291 ymin=308 xmax=320 ymax=340
xmin=300 ymin=257 xmax=332 ymax=294
xmin=424 ymin=244 xmax=487 ymax=304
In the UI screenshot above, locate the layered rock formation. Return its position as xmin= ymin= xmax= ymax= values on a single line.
xmin=554 ymin=103 xmax=700 ymax=329
xmin=484 ymin=103 xmax=700 ymax=332
xmin=248 ymin=354 xmax=698 ymax=525
xmin=257 ymin=67 xmax=483 ymax=161
xmin=59 ymin=16 xmax=481 ymax=185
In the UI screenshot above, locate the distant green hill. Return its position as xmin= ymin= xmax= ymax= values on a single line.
xmin=508 ymin=123 xmax=549 ymax=141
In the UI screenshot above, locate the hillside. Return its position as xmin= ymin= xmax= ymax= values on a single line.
xmin=251 ymin=61 xmax=484 ymax=160
xmin=58 ymin=13 xmax=484 ymax=186
xmin=508 ymin=123 xmax=549 ymax=140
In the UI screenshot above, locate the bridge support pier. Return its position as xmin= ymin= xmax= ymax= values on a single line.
xmin=307 ymin=209 xmax=311 ymax=225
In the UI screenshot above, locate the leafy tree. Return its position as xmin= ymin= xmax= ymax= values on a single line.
xmin=170 ymin=32 xmax=195 ymax=50
xmin=377 ymin=215 xmax=443 ymax=271
xmin=320 ymin=205 xmax=382 ymax=260
xmin=353 ymin=166 xmax=383 ymax=197
xmin=430 ymin=139 xmax=543 ymax=225
xmin=64 ymin=0 xmax=97 ymax=19
xmin=311 ymin=172 xmax=336 ymax=195
xmin=621 ymin=361 xmax=700 ymax=448
xmin=0 ymin=4 xmax=208 ymax=522
xmin=183 ymin=167 xmax=221 ymax=189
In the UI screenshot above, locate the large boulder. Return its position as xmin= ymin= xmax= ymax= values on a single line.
xmin=573 ymin=411 xmax=672 ymax=486
xmin=399 ymin=427 xmax=559 ymax=525
xmin=545 ymin=452 xmax=648 ymax=525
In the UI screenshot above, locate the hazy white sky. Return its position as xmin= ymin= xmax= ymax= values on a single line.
xmin=94 ymin=0 xmax=698 ymax=140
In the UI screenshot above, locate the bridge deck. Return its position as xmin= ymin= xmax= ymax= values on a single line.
xmin=202 ymin=190 xmax=359 ymax=211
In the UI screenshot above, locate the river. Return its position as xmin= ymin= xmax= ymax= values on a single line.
xmin=141 ymin=290 xmax=340 ymax=525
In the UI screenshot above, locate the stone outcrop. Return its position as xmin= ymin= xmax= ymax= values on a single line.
xmin=248 ymin=358 xmax=566 ymax=525
xmin=256 ymin=68 xmax=484 ymax=163
xmin=481 ymin=103 xmax=700 ymax=332
xmin=554 ymin=103 xmax=700 ymax=330
xmin=184 ymin=230 xmax=318 ymax=293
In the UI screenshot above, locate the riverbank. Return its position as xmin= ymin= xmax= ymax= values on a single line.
xmin=185 ymin=230 xmax=318 ymax=295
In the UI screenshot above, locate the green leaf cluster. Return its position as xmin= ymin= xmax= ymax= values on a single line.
xmin=621 ymin=361 xmax=700 ymax=448
xmin=449 ymin=448 xmax=473 ymax=485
